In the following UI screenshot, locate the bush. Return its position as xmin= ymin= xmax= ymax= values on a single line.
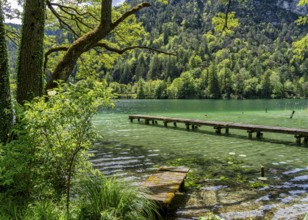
xmin=0 ymin=79 xmax=113 ymax=216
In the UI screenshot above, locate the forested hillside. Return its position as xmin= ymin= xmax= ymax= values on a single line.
xmin=109 ymin=0 xmax=308 ymax=99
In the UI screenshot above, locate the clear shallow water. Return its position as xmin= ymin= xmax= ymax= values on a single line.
xmin=90 ymin=99 xmax=308 ymax=219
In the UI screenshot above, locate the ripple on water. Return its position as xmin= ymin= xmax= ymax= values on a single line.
xmin=93 ymin=159 xmax=141 ymax=167
xmin=290 ymin=175 xmax=308 ymax=182
xmin=272 ymin=204 xmax=308 ymax=220
xmin=255 ymin=194 xmax=270 ymax=202
xmin=283 ymin=167 xmax=308 ymax=175
xmin=200 ymin=185 xmax=227 ymax=191
xmin=220 ymin=209 xmax=264 ymax=219
xmin=89 ymin=156 xmax=145 ymax=163
xmin=289 ymin=190 xmax=307 ymax=195
xmin=280 ymin=195 xmax=296 ymax=203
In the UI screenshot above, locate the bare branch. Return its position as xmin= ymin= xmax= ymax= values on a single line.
xmin=111 ymin=2 xmax=151 ymax=30
xmin=5 ymin=27 xmax=20 ymax=47
xmin=50 ymin=3 xmax=88 ymax=17
xmin=94 ymin=42 xmax=176 ymax=56
xmin=50 ymin=3 xmax=95 ymax=32
xmin=46 ymin=0 xmax=80 ymax=38
xmin=6 ymin=34 xmax=19 ymax=47
xmin=44 ymin=46 xmax=69 ymax=71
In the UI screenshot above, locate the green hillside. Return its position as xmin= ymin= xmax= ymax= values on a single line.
xmin=109 ymin=0 xmax=308 ymax=99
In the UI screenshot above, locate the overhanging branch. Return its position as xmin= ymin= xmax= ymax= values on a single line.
xmin=111 ymin=2 xmax=151 ymax=30
xmin=44 ymin=46 xmax=69 ymax=71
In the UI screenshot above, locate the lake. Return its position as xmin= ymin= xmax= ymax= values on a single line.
xmin=91 ymin=99 xmax=308 ymax=219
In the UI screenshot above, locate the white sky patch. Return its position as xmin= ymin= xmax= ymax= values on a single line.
xmin=5 ymin=1 xmax=22 ymax=24
xmin=5 ymin=0 xmax=126 ymax=24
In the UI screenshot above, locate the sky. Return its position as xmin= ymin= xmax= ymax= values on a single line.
xmin=5 ymin=1 xmax=22 ymax=24
xmin=6 ymin=0 xmax=126 ymax=24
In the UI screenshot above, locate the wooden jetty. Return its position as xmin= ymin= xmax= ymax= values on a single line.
xmin=144 ymin=166 xmax=189 ymax=207
xmin=129 ymin=115 xmax=308 ymax=145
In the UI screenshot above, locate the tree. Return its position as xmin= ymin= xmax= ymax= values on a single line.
xmin=0 ymin=0 xmax=13 ymax=143
xmin=259 ymin=70 xmax=272 ymax=98
xmin=293 ymin=0 xmax=308 ymax=61
xmin=44 ymin=0 xmax=174 ymax=91
xmin=136 ymin=78 xmax=146 ymax=98
xmin=17 ymin=0 xmax=46 ymax=104
xmin=206 ymin=62 xmax=221 ymax=99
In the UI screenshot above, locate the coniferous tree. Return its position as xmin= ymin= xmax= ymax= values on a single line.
xmin=207 ymin=62 xmax=221 ymax=99
xmin=0 ymin=0 xmax=13 ymax=143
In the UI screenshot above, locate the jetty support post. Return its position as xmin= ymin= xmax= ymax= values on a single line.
xmin=164 ymin=121 xmax=168 ymax=127
xmin=185 ymin=123 xmax=190 ymax=130
xmin=256 ymin=131 xmax=263 ymax=139
xmin=215 ymin=126 xmax=221 ymax=134
xmin=225 ymin=127 xmax=229 ymax=134
xmin=130 ymin=117 xmax=133 ymax=122
xmin=304 ymin=137 xmax=308 ymax=147
xmin=261 ymin=166 xmax=265 ymax=177
xmin=145 ymin=119 xmax=150 ymax=125
xmin=295 ymin=135 xmax=301 ymax=145
xmin=173 ymin=122 xmax=177 ymax=127
xmin=247 ymin=130 xmax=253 ymax=139
xmin=138 ymin=118 xmax=140 ymax=123
xmin=152 ymin=120 xmax=155 ymax=124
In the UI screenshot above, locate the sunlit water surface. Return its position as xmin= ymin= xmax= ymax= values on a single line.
xmin=90 ymin=99 xmax=308 ymax=219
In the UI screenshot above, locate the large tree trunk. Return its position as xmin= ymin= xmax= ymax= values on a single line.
xmin=0 ymin=0 xmax=13 ymax=143
xmin=17 ymin=0 xmax=46 ymax=104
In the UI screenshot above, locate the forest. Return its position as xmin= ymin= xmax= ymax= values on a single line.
xmin=0 ymin=0 xmax=308 ymax=219
xmin=109 ymin=0 xmax=308 ymax=99
xmin=6 ymin=0 xmax=308 ymax=99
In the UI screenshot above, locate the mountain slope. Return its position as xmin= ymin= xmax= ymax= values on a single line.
xmin=109 ymin=0 xmax=308 ymax=99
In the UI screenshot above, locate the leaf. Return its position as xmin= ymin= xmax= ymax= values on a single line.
xmin=212 ymin=12 xmax=239 ymax=36
xmin=298 ymin=0 xmax=308 ymax=6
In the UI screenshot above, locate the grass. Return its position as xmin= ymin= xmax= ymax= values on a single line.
xmin=76 ymin=173 xmax=160 ymax=220
xmin=0 ymin=173 xmax=160 ymax=220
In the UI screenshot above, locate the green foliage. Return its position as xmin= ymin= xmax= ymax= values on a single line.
xmin=293 ymin=0 xmax=308 ymax=62
xmin=0 ymin=78 xmax=113 ymax=216
xmin=167 ymin=155 xmax=263 ymax=189
xmin=293 ymin=34 xmax=308 ymax=61
xmin=249 ymin=181 xmax=268 ymax=189
xmin=108 ymin=0 xmax=308 ymax=99
xmin=298 ymin=0 xmax=308 ymax=6
xmin=212 ymin=12 xmax=239 ymax=36
xmin=76 ymin=173 xmax=159 ymax=220
xmin=23 ymin=200 xmax=64 ymax=220
xmin=44 ymin=2 xmax=147 ymax=78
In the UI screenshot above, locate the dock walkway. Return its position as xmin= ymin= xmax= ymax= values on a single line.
xmin=144 ymin=166 xmax=189 ymax=207
xmin=129 ymin=115 xmax=308 ymax=145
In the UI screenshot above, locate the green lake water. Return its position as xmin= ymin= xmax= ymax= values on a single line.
xmin=91 ymin=99 xmax=308 ymax=219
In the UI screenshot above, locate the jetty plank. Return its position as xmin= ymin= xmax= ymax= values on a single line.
xmin=144 ymin=166 xmax=189 ymax=206
xmin=129 ymin=115 xmax=308 ymax=145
